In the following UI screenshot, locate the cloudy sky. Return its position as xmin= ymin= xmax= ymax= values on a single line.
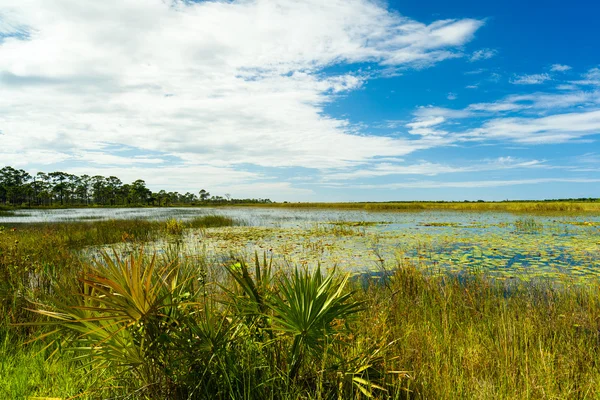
xmin=1 ymin=0 xmax=599 ymax=201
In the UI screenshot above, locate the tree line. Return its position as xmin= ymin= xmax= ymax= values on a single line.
xmin=0 ymin=166 xmax=271 ymax=207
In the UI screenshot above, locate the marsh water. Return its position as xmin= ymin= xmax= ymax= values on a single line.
xmin=2 ymin=207 xmax=600 ymax=281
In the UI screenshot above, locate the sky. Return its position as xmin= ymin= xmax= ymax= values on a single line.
xmin=0 ymin=0 xmax=599 ymax=202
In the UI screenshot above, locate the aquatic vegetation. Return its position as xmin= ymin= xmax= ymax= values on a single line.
xmin=164 ymin=217 xmax=186 ymax=235
xmin=188 ymin=214 xmax=238 ymax=228
xmin=418 ymin=221 xmax=464 ymax=227
xmin=311 ymin=222 xmax=362 ymax=236
xmin=513 ymin=216 xmax=543 ymax=233
xmin=330 ymin=220 xmax=391 ymax=227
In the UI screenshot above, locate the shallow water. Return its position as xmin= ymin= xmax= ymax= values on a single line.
xmin=3 ymin=207 xmax=600 ymax=281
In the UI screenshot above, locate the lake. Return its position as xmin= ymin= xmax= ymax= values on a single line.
xmin=2 ymin=207 xmax=600 ymax=281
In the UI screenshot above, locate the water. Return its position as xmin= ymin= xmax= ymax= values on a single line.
xmin=3 ymin=207 xmax=600 ymax=280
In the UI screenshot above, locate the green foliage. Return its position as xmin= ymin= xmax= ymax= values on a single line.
xmin=16 ymin=250 xmax=371 ymax=399
xmin=269 ymin=266 xmax=363 ymax=380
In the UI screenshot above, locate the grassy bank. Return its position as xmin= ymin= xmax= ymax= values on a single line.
xmin=3 ymin=200 xmax=600 ymax=215
xmin=242 ymin=201 xmax=600 ymax=213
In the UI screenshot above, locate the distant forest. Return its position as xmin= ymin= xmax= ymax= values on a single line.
xmin=0 ymin=166 xmax=272 ymax=207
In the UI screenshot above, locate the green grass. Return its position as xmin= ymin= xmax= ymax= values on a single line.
xmin=0 ymin=328 xmax=120 ymax=399
xmin=3 ymin=217 xmax=600 ymax=398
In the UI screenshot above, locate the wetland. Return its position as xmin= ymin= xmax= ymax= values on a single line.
xmin=2 ymin=205 xmax=600 ymax=399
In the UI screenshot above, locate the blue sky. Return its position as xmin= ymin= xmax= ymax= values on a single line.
xmin=0 ymin=0 xmax=599 ymax=201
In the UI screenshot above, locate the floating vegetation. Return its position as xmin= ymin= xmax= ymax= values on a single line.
xmin=563 ymin=220 xmax=600 ymax=226
xmin=166 ymin=213 xmax=600 ymax=284
xmin=329 ymin=220 xmax=390 ymax=227
xmin=418 ymin=221 xmax=464 ymax=227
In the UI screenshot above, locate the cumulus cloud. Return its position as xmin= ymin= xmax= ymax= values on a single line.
xmin=0 ymin=0 xmax=485 ymax=193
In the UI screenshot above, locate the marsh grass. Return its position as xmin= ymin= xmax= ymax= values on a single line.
xmin=513 ymin=217 xmax=544 ymax=233
xmin=188 ymin=214 xmax=238 ymax=228
xmin=248 ymin=201 xmax=600 ymax=213
xmin=311 ymin=222 xmax=364 ymax=237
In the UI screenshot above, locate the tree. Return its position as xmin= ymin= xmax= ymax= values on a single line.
xmin=92 ymin=176 xmax=108 ymax=205
xmin=199 ymin=189 xmax=210 ymax=201
xmin=130 ymin=179 xmax=151 ymax=205
xmin=48 ymin=171 xmax=71 ymax=205
xmin=76 ymin=175 xmax=92 ymax=205
xmin=0 ymin=166 xmax=32 ymax=205
xmin=106 ymin=176 xmax=123 ymax=206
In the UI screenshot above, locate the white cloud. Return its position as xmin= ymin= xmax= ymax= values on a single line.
xmin=0 ymin=0 xmax=486 ymax=198
xmin=75 ymin=152 xmax=166 ymax=166
xmin=550 ymin=64 xmax=571 ymax=72
xmin=470 ymin=48 xmax=497 ymax=62
xmin=465 ymin=68 xmax=486 ymax=75
xmin=556 ymin=84 xmax=577 ymax=91
xmin=465 ymin=91 xmax=598 ymax=113
xmin=465 ymin=109 xmax=600 ymax=144
xmin=510 ymin=73 xmax=551 ymax=85
xmin=571 ymin=67 xmax=600 ymax=86
xmin=413 ymin=106 xmax=472 ymax=119
xmin=323 ymin=156 xmax=546 ymax=181
xmin=406 ymin=116 xmax=446 ymax=129
xmin=447 ymin=92 xmax=457 ymax=100
xmin=405 ymin=116 xmax=447 ymax=136
xmin=343 ymin=177 xmax=600 ymax=190
xmin=467 ymin=102 xmax=525 ymax=112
